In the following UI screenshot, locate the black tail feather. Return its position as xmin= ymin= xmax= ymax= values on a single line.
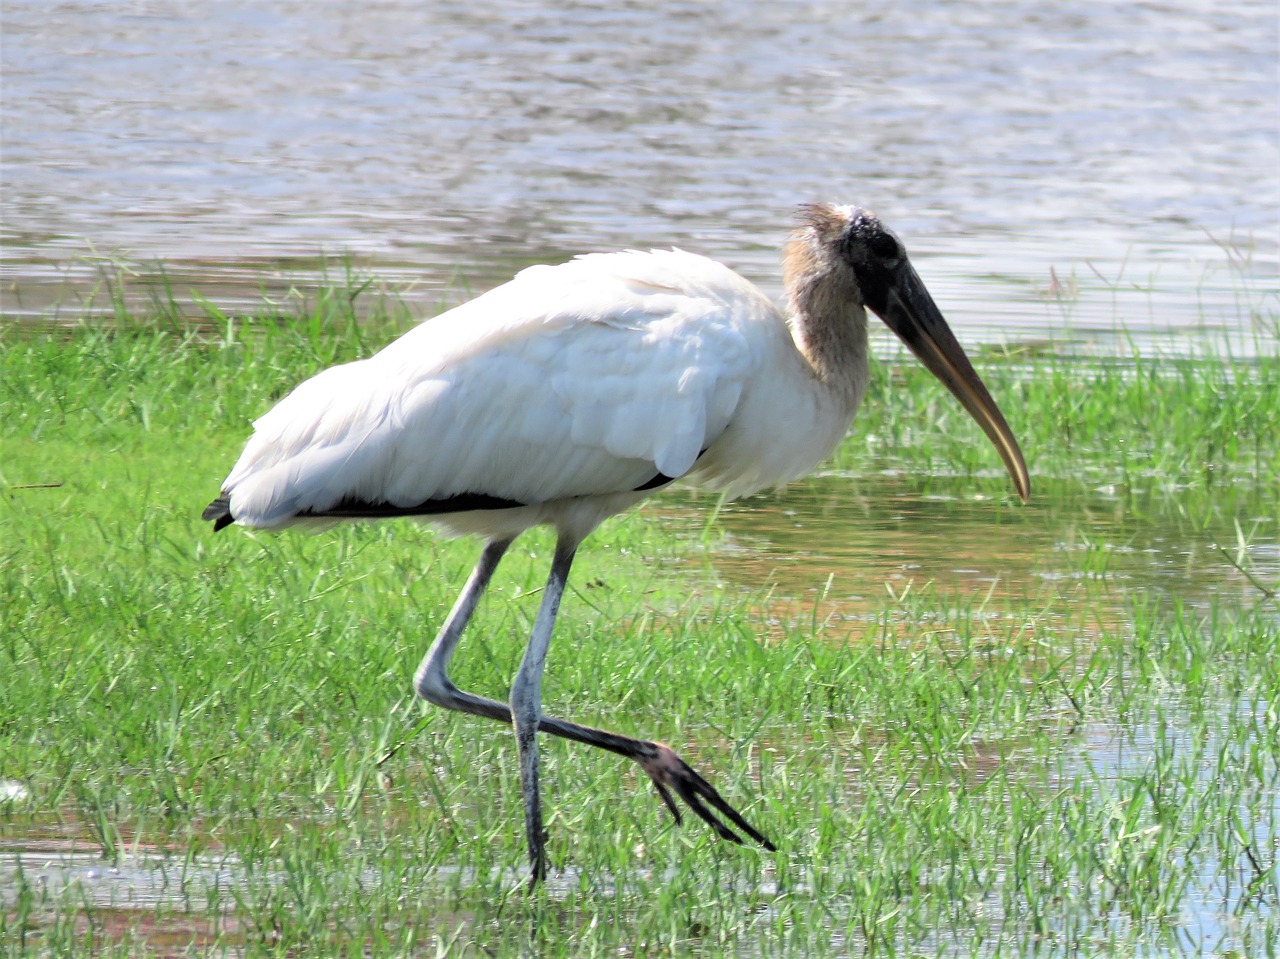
xmin=200 ymin=468 xmax=678 ymax=533
xmin=203 ymin=496 xmax=234 ymax=532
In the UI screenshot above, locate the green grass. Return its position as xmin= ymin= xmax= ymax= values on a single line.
xmin=1 ymin=287 xmax=1277 ymax=957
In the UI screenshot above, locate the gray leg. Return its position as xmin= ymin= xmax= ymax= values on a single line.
xmin=509 ymin=539 xmax=576 ymax=884
xmin=413 ymin=536 xmax=775 ymax=886
xmin=414 ymin=538 xmax=513 ymax=719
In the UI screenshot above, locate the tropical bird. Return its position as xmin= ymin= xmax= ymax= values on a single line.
xmin=203 ymin=203 xmax=1030 ymax=884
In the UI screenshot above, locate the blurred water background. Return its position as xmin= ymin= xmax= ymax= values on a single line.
xmin=2 ymin=0 xmax=1276 ymax=356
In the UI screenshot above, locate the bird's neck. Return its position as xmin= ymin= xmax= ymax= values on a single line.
xmin=782 ymin=243 xmax=869 ymax=402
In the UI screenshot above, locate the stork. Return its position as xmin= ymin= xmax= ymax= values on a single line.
xmin=203 ymin=203 xmax=1030 ymax=884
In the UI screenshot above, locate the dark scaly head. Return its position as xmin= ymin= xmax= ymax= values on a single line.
xmin=786 ymin=203 xmax=1030 ymax=501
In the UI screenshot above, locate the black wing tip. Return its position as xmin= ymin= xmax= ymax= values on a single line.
xmin=201 ymin=476 xmax=674 ymax=532
xmin=299 ymin=491 xmax=527 ymax=520
xmin=203 ymin=496 xmax=235 ymax=532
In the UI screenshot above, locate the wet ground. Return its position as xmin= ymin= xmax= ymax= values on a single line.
xmin=2 ymin=2 xmax=1275 ymax=952
xmin=3 ymin=468 xmax=1274 ymax=953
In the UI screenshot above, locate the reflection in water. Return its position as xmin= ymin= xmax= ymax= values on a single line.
xmin=652 ymin=472 xmax=1278 ymax=951
xmin=651 ymin=472 xmax=1277 ymax=624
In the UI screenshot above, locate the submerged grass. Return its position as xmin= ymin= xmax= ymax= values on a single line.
xmin=1 ymin=284 xmax=1277 ymax=957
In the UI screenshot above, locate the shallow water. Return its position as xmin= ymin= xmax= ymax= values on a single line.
xmin=660 ymin=472 xmax=1279 ymax=952
xmin=659 ymin=471 xmax=1278 ymax=621
xmin=6 ymin=468 xmax=1272 ymax=953
xmin=3 ymin=0 xmax=1277 ymax=356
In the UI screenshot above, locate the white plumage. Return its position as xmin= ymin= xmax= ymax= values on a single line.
xmin=205 ymin=204 xmax=1029 ymax=885
xmin=220 ymin=248 xmax=856 ymax=538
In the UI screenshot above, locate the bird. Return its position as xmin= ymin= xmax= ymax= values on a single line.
xmin=203 ymin=203 xmax=1030 ymax=885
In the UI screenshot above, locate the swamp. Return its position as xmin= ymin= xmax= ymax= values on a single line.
xmin=1 ymin=276 xmax=1276 ymax=955
xmin=2 ymin=1 xmax=1276 ymax=955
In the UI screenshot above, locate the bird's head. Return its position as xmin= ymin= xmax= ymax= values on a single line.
xmin=786 ymin=203 xmax=1031 ymax=502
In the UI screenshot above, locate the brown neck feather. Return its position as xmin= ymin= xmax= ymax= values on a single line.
xmin=781 ymin=234 xmax=869 ymax=398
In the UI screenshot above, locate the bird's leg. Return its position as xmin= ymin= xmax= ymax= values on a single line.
xmin=414 ymin=537 xmax=514 ymax=711
xmin=414 ymin=537 xmax=775 ymax=884
xmin=509 ymin=538 xmax=576 ymax=886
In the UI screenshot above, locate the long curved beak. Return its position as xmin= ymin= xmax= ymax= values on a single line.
xmin=877 ymin=263 xmax=1031 ymax=502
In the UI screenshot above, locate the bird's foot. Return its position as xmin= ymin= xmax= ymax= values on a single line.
xmin=636 ymin=742 xmax=776 ymax=852
xmin=525 ymin=852 xmax=548 ymax=890
xmin=525 ymin=822 xmax=550 ymax=888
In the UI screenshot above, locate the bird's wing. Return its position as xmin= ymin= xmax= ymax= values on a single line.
xmin=220 ymin=250 xmax=779 ymax=527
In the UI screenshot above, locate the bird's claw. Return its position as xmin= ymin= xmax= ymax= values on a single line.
xmin=637 ymin=742 xmax=777 ymax=852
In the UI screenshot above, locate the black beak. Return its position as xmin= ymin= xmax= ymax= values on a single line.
xmin=875 ymin=263 xmax=1031 ymax=502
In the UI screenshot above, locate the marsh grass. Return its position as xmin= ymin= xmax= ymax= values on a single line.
xmin=1 ymin=284 xmax=1276 ymax=957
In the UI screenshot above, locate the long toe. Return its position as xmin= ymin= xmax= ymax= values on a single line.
xmin=638 ymin=742 xmax=776 ymax=852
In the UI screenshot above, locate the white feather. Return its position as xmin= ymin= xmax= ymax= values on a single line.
xmin=205 ymin=205 xmax=1033 ymax=883
xmin=220 ymin=248 xmax=864 ymax=533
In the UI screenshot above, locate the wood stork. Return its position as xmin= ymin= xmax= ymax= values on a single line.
xmin=203 ymin=203 xmax=1030 ymax=884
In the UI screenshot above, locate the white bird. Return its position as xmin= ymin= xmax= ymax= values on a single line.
xmin=204 ymin=203 xmax=1030 ymax=884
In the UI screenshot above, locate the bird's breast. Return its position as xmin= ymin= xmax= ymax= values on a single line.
xmin=687 ymin=346 xmax=865 ymax=499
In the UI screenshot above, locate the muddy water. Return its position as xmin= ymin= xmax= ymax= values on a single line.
xmin=662 ymin=473 xmax=1279 ymax=952
xmin=655 ymin=472 xmax=1277 ymax=622
xmin=3 ymin=0 xmax=1277 ymax=356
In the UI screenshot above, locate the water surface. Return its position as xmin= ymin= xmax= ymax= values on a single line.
xmin=3 ymin=1 xmax=1276 ymax=355
xmin=657 ymin=471 xmax=1277 ymax=623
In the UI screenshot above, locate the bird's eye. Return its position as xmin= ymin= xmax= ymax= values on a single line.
xmin=866 ymin=231 xmax=900 ymax=262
